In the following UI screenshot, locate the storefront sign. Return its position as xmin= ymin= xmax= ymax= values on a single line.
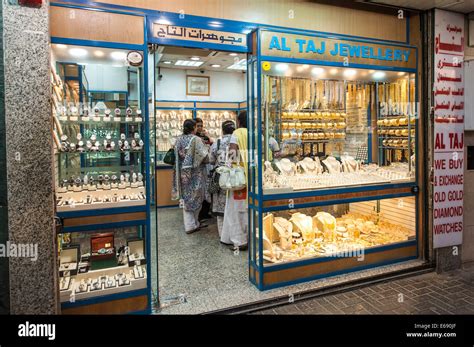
xmin=153 ymin=23 xmax=247 ymax=46
xmin=261 ymin=31 xmax=416 ymax=69
xmin=433 ymin=9 xmax=464 ymax=249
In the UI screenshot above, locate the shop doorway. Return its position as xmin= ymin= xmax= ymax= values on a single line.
xmin=148 ymin=45 xmax=250 ymax=313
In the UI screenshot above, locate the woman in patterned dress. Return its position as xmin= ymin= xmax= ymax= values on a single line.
xmin=172 ymin=119 xmax=209 ymax=234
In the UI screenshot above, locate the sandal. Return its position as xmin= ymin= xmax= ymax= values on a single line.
xmin=185 ymin=228 xmax=200 ymax=234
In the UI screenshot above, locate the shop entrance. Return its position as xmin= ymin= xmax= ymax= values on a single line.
xmin=148 ymin=45 xmax=250 ymax=313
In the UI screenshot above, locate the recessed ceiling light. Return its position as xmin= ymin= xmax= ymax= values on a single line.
xmin=190 ymin=57 xmax=200 ymax=61
xmin=211 ymin=64 xmax=221 ymax=68
xmin=175 ymin=60 xmax=204 ymax=67
xmin=94 ymin=50 xmax=105 ymax=57
xmin=329 ymin=68 xmax=338 ymax=75
xmin=275 ymin=63 xmax=289 ymax=72
xmin=56 ymin=44 xmax=67 ymax=49
xmin=343 ymin=69 xmax=357 ymax=77
xmin=156 ymin=18 xmax=171 ymax=25
xmin=311 ymin=67 xmax=325 ymax=76
xmin=163 ymin=61 xmax=172 ymax=64
xmin=229 ymin=53 xmax=238 ymax=56
xmin=397 ymin=71 xmax=406 ymax=76
xmin=373 ymin=71 xmax=386 ymax=79
xmin=112 ymin=64 xmax=123 ymax=68
xmin=69 ymin=48 xmax=88 ymax=58
xmin=111 ymin=51 xmax=127 ymax=60
xmin=209 ymin=21 xmax=222 ymax=28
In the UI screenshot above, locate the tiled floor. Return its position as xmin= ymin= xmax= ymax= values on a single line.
xmin=254 ymin=262 xmax=474 ymax=315
xmin=152 ymin=207 xmax=428 ymax=314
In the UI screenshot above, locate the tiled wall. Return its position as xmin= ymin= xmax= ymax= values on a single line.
xmin=0 ymin=1 xmax=10 ymax=315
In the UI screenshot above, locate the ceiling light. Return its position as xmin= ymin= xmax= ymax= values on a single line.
xmin=56 ymin=44 xmax=67 ymax=49
xmin=369 ymin=70 xmax=375 ymax=73
xmin=329 ymin=68 xmax=338 ymax=75
xmin=211 ymin=64 xmax=221 ymax=68
xmin=190 ymin=57 xmax=200 ymax=61
xmin=112 ymin=64 xmax=123 ymax=68
xmin=296 ymin=64 xmax=310 ymax=72
xmin=373 ymin=71 xmax=386 ymax=79
xmin=343 ymin=69 xmax=357 ymax=77
xmin=209 ymin=21 xmax=222 ymax=28
xmin=311 ymin=67 xmax=325 ymax=76
xmin=94 ymin=50 xmax=105 ymax=57
xmin=397 ymin=71 xmax=406 ymax=76
xmin=275 ymin=63 xmax=289 ymax=72
xmin=229 ymin=53 xmax=238 ymax=56
xmin=111 ymin=51 xmax=127 ymax=60
xmin=156 ymin=18 xmax=172 ymax=25
xmin=163 ymin=61 xmax=172 ymax=64
xmin=175 ymin=60 xmax=204 ymax=67
xmin=69 ymin=48 xmax=88 ymax=58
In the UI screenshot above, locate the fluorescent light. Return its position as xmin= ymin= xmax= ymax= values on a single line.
xmin=275 ymin=63 xmax=289 ymax=72
xmin=229 ymin=53 xmax=238 ymax=56
xmin=373 ymin=71 xmax=386 ymax=79
xmin=69 ymin=48 xmax=88 ymax=58
xmin=227 ymin=58 xmax=247 ymax=70
xmin=211 ymin=64 xmax=221 ymax=68
xmin=175 ymin=60 xmax=204 ymax=67
xmin=94 ymin=50 xmax=105 ymax=57
xmin=56 ymin=44 xmax=67 ymax=49
xmin=112 ymin=64 xmax=123 ymax=68
xmin=329 ymin=68 xmax=338 ymax=75
xmin=311 ymin=67 xmax=325 ymax=76
xmin=397 ymin=71 xmax=406 ymax=76
xmin=163 ymin=61 xmax=172 ymax=64
xmin=190 ymin=57 xmax=200 ymax=61
xmin=343 ymin=69 xmax=357 ymax=77
xmin=111 ymin=51 xmax=127 ymax=60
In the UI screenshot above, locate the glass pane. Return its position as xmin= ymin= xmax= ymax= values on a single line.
xmin=260 ymin=196 xmax=416 ymax=267
xmin=260 ymin=62 xmax=417 ymax=194
xmin=51 ymin=44 xmax=146 ymax=211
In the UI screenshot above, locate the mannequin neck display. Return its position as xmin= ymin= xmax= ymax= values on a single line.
xmin=341 ymin=155 xmax=360 ymax=173
xmin=322 ymin=156 xmax=341 ymax=174
xmin=298 ymin=157 xmax=322 ymax=174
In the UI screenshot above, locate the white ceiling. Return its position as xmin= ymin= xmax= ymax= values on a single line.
xmin=366 ymin=0 xmax=474 ymax=13
xmin=155 ymin=46 xmax=246 ymax=73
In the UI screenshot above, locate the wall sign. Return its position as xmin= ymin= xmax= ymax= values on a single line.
xmin=433 ymin=9 xmax=465 ymax=249
xmin=260 ymin=31 xmax=416 ymax=69
xmin=153 ymin=23 xmax=247 ymax=47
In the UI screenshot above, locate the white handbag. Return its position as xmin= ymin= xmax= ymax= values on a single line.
xmin=216 ymin=145 xmax=246 ymax=191
xmin=216 ymin=166 xmax=246 ymax=191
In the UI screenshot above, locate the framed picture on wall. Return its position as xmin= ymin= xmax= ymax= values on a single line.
xmin=186 ymin=75 xmax=210 ymax=96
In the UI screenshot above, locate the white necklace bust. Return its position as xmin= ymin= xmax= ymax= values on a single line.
xmin=275 ymin=158 xmax=297 ymax=176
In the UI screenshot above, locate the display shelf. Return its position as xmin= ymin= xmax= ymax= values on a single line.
xmin=56 ymin=149 xmax=144 ymax=155
xmin=57 ymin=118 xmax=144 ymax=125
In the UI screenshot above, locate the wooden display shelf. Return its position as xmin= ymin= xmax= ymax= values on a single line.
xmin=61 ymin=294 xmax=148 ymax=314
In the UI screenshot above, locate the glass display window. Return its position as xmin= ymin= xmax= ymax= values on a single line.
xmin=257 ymin=62 xmax=417 ymax=195
xmin=255 ymin=196 xmax=416 ymax=267
xmin=58 ymin=227 xmax=147 ymax=303
xmin=51 ymin=44 xmax=146 ymax=211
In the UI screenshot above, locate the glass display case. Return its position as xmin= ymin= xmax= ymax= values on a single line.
xmin=52 ymin=43 xmax=151 ymax=313
xmin=257 ymin=196 xmax=416 ymax=266
xmin=51 ymin=45 xmax=146 ymax=212
xmin=248 ymin=28 xmax=420 ymax=290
